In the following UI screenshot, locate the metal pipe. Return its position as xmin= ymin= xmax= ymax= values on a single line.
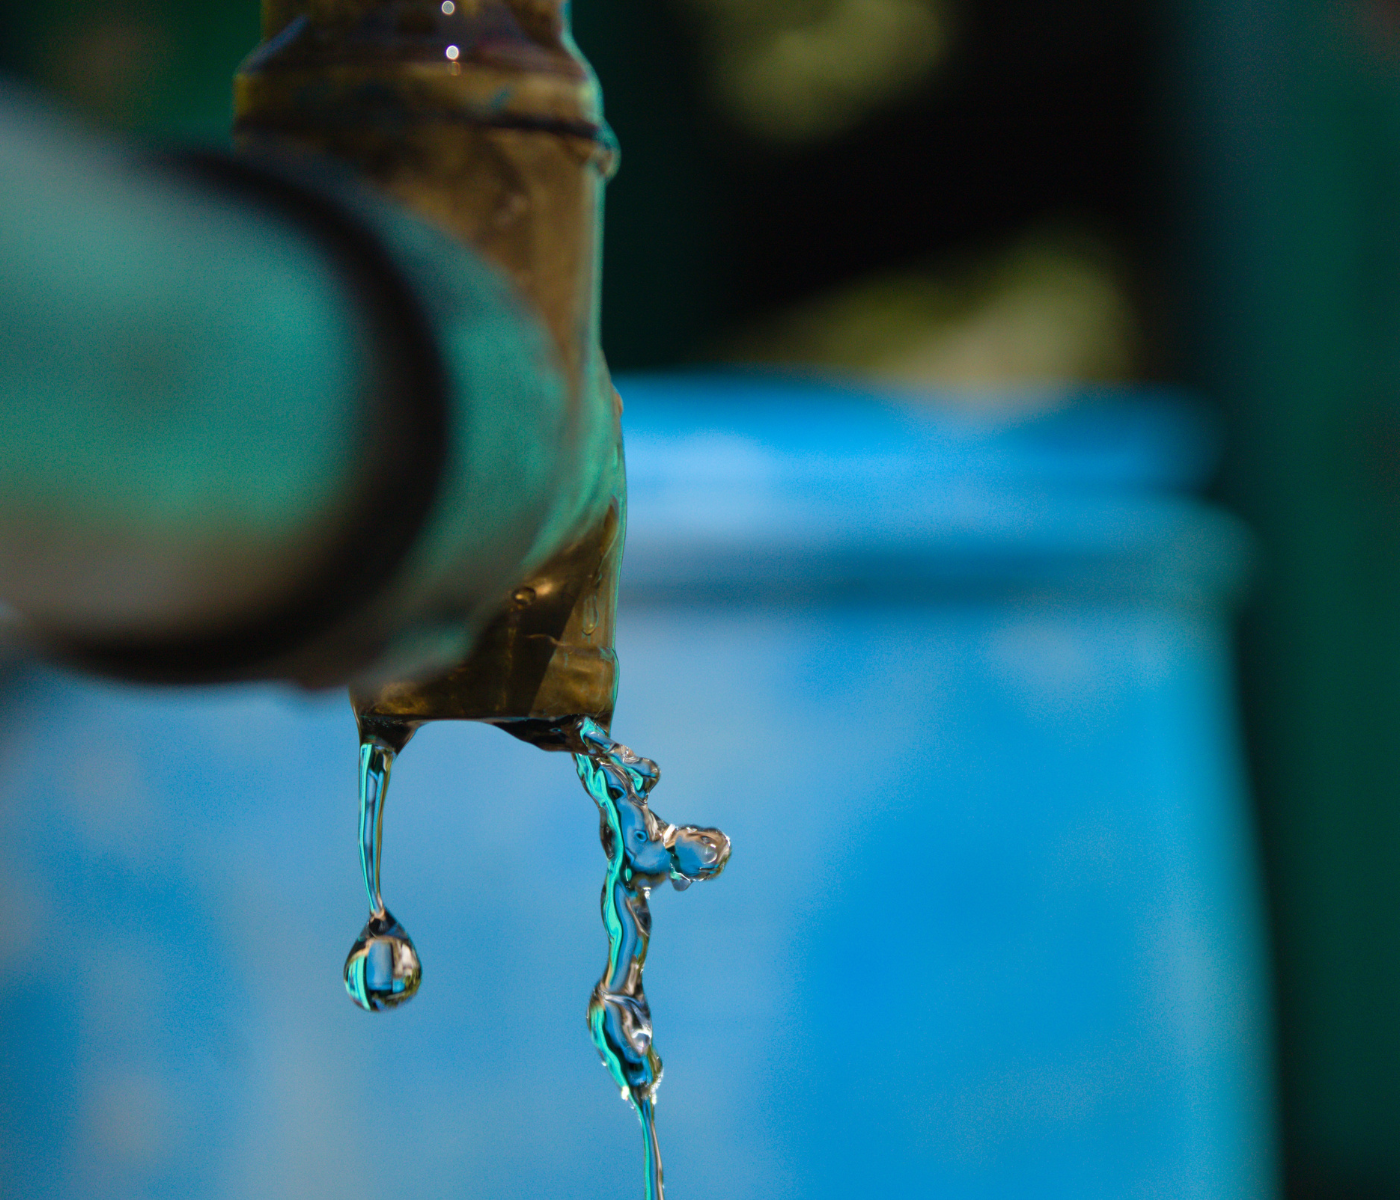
xmin=0 ymin=91 xmax=367 ymax=647
xmin=0 ymin=86 xmax=583 ymax=688
xmin=234 ymin=0 xmax=626 ymax=745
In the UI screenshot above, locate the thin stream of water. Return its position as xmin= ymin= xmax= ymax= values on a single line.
xmin=344 ymin=735 xmax=422 ymax=1011
xmin=342 ymin=713 xmax=730 ymax=1200
xmin=572 ymin=716 xmax=731 ymax=1200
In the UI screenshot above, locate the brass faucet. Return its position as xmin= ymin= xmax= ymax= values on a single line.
xmin=235 ymin=0 xmax=623 ymax=751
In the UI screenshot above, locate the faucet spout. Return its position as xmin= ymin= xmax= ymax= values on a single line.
xmin=236 ymin=0 xmax=624 ymax=745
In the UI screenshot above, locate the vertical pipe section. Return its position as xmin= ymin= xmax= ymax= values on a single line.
xmin=235 ymin=0 xmax=626 ymax=738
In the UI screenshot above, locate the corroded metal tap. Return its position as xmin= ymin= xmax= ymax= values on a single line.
xmin=235 ymin=0 xmax=623 ymax=749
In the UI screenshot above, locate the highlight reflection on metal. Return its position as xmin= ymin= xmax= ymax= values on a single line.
xmin=235 ymin=0 xmax=623 ymax=747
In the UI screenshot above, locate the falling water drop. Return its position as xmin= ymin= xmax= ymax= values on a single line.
xmin=570 ymin=716 xmax=731 ymax=1200
xmin=344 ymin=734 xmax=422 ymax=1011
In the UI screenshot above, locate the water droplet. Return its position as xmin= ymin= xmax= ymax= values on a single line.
xmin=512 ymin=586 xmax=536 ymax=608
xmin=345 ymin=910 xmax=422 ymax=1011
xmin=441 ymin=0 xmax=455 ymax=12
xmin=581 ymin=593 xmax=600 ymax=635
xmin=346 ymin=733 xmax=422 ymax=1012
xmin=445 ymin=44 xmax=460 ymax=60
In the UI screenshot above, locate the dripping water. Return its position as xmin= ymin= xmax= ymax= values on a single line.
xmin=344 ymin=728 xmax=422 ymax=1011
xmin=571 ymin=716 xmax=731 ymax=1200
xmin=339 ymin=712 xmax=730 ymax=1200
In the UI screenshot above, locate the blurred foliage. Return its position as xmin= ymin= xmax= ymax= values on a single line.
xmin=725 ymin=226 xmax=1137 ymax=391
xmin=575 ymin=0 xmax=1154 ymax=374
xmin=0 ymin=0 xmax=1155 ymax=382
xmin=676 ymin=0 xmax=949 ymax=144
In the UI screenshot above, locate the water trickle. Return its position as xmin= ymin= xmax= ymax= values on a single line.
xmin=571 ymin=716 xmax=731 ymax=1200
xmin=345 ymin=735 xmax=423 ymax=1011
xmin=339 ymin=711 xmax=728 ymax=1199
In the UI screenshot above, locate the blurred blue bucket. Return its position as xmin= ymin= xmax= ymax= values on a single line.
xmin=0 ymin=374 xmax=1275 ymax=1199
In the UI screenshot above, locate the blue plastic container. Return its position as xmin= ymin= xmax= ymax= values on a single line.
xmin=0 ymin=375 xmax=1275 ymax=1199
